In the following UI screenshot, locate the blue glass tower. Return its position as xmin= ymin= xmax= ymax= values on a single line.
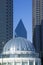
xmin=15 ymin=19 xmax=27 ymax=39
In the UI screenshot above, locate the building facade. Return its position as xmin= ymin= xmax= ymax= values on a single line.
xmin=32 ymin=0 xmax=43 ymax=65
xmin=0 ymin=0 xmax=13 ymax=53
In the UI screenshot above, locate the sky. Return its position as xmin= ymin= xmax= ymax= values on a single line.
xmin=13 ymin=0 xmax=32 ymax=42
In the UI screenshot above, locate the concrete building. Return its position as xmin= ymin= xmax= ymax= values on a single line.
xmin=0 ymin=0 xmax=13 ymax=53
xmin=32 ymin=0 xmax=43 ymax=64
xmin=15 ymin=19 xmax=27 ymax=39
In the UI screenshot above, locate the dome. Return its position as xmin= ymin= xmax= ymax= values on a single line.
xmin=1 ymin=37 xmax=41 ymax=65
xmin=3 ymin=37 xmax=35 ymax=54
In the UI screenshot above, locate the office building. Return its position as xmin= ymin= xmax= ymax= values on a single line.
xmin=0 ymin=0 xmax=13 ymax=53
xmin=32 ymin=0 xmax=43 ymax=64
xmin=15 ymin=19 xmax=27 ymax=38
xmin=0 ymin=37 xmax=41 ymax=65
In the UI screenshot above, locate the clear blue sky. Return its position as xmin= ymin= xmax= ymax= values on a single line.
xmin=13 ymin=0 xmax=32 ymax=42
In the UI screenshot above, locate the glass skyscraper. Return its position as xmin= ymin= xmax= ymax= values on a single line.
xmin=15 ymin=19 xmax=27 ymax=39
xmin=0 ymin=0 xmax=13 ymax=53
xmin=32 ymin=0 xmax=43 ymax=65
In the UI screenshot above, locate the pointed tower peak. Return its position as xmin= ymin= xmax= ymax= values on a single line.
xmin=18 ymin=19 xmax=25 ymax=28
xmin=15 ymin=19 xmax=27 ymax=39
xmin=19 ymin=19 xmax=23 ymax=23
xmin=20 ymin=19 xmax=22 ymax=21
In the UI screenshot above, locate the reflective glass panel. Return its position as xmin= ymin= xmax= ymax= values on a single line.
xmin=29 ymin=61 xmax=33 ymax=65
xmin=3 ymin=63 xmax=7 ymax=65
xmin=22 ymin=62 xmax=28 ymax=65
xmin=7 ymin=62 xmax=12 ymax=65
xmin=3 ymin=62 xmax=13 ymax=65
xmin=15 ymin=62 xmax=21 ymax=65
xmin=35 ymin=61 xmax=38 ymax=65
xmin=38 ymin=61 xmax=41 ymax=65
xmin=0 ymin=63 xmax=2 ymax=65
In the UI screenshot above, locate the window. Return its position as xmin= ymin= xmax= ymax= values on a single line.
xmin=35 ymin=61 xmax=38 ymax=65
xmin=22 ymin=62 xmax=28 ymax=65
xmin=3 ymin=62 xmax=13 ymax=65
xmin=15 ymin=62 xmax=21 ymax=65
xmin=7 ymin=62 xmax=12 ymax=65
xmin=0 ymin=63 xmax=1 ymax=65
xmin=2 ymin=63 xmax=6 ymax=65
xmin=29 ymin=61 xmax=34 ymax=65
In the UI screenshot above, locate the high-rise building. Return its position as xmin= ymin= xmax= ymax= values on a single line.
xmin=15 ymin=19 xmax=27 ymax=39
xmin=32 ymin=0 xmax=43 ymax=64
xmin=0 ymin=0 xmax=13 ymax=53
